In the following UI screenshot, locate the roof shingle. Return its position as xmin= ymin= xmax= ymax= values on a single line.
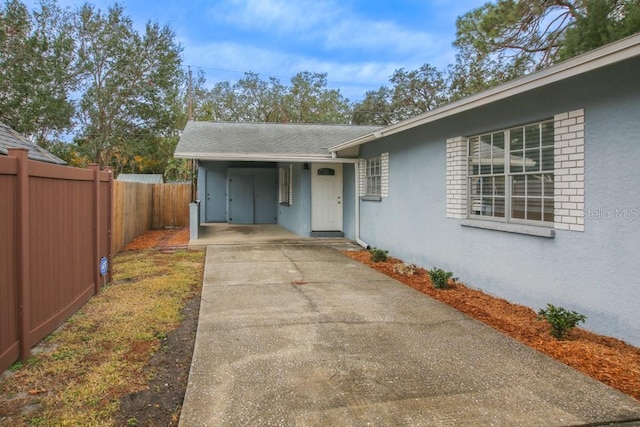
xmin=175 ymin=121 xmax=382 ymax=160
xmin=0 ymin=122 xmax=66 ymax=165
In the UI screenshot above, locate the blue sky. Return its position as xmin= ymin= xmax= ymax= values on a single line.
xmin=26 ymin=0 xmax=488 ymax=101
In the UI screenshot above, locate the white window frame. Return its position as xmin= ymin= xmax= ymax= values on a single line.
xmin=365 ymin=156 xmax=382 ymax=198
xmin=278 ymin=165 xmax=293 ymax=206
xmin=467 ymin=119 xmax=555 ymax=226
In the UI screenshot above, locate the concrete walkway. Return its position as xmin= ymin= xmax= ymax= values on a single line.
xmin=180 ymin=243 xmax=640 ymax=426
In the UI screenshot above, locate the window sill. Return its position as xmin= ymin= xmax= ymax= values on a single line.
xmin=361 ymin=196 xmax=382 ymax=202
xmin=279 ymin=202 xmax=291 ymax=207
xmin=461 ymin=219 xmax=555 ymax=238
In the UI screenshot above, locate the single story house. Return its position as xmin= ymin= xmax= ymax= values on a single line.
xmin=0 ymin=122 xmax=66 ymax=165
xmin=175 ymin=33 xmax=640 ymax=346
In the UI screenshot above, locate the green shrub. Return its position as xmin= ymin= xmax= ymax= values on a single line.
xmin=369 ymin=247 xmax=388 ymax=263
xmin=428 ymin=267 xmax=455 ymax=289
xmin=537 ymin=304 xmax=587 ymax=339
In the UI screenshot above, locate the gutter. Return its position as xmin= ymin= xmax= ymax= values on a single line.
xmin=174 ymin=152 xmax=358 ymax=164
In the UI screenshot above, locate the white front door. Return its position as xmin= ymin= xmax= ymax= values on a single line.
xmin=311 ymin=163 xmax=343 ymax=231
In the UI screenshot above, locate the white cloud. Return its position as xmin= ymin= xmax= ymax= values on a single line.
xmin=207 ymin=0 xmax=335 ymax=34
xmin=182 ymin=40 xmax=405 ymax=101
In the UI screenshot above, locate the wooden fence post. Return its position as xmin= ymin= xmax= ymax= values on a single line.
xmin=9 ymin=148 xmax=31 ymax=361
xmin=90 ymin=164 xmax=101 ymax=294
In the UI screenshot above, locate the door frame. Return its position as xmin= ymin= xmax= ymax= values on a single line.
xmin=311 ymin=163 xmax=343 ymax=232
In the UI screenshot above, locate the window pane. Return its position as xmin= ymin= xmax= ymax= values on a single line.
xmin=525 ymin=124 xmax=540 ymax=150
xmin=542 ymin=173 xmax=554 ymax=197
xmin=481 ymin=197 xmax=494 ymax=216
xmin=494 ymin=176 xmax=505 ymax=196
xmin=510 ymin=128 xmax=524 ymax=151
xmin=512 ymin=176 xmax=525 ymax=197
xmin=470 ymin=197 xmax=482 ymax=214
xmin=527 ymin=198 xmax=542 ymax=221
xmin=492 ymin=132 xmax=505 ymax=174
xmin=469 ymin=161 xmax=479 ymax=176
xmin=510 ymin=153 xmax=524 ymax=173
xmin=481 ymin=177 xmax=492 ymax=196
xmin=494 ymin=197 xmax=505 ymax=218
xmin=480 ymin=135 xmax=491 ymax=157
xmin=525 ymin=148 xmax=540 ymax=172
xmin=470 ymin=177 xmax=481 ymax=196
xmin=512 ymin=197 xmax=526 ymax=219
xmin=469 ymin=136 xmax=480 ymax=157
xmin=542 ymin=147 xmax=554 ymax=171
xmin=493 ymin=132 xmax=505 ymax=150
xmin=541 ymin=121 xmax=554 ymax=146
xmin=527 ymin=175 xmax=542 ymax=197
xmin=543 ymin=198 xmax=555 ymax=222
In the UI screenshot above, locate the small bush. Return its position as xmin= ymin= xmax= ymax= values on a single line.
xmin=428 ymin=267 xmax=455 ymax=289
xmin=369 ymin=247 xmax=388 ymax=263
xmin=538 ymin=303 xmax=587 ymax=339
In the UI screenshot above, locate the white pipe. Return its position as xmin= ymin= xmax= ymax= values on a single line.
xmin=354 ymin=162 xmax=369 ymax=249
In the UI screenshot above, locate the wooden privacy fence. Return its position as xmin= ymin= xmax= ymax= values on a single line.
xmin=0 ymin=148 xmax=112 ymax=374
xmin=111 ymin=181 xmax=190 ymax=253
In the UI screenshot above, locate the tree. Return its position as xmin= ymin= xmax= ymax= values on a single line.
xmin=285 ymin=72 xmax=351 ymax=123
xmin=0 ymin=0 xmax=76 ymax=142
xmin=235 ymin=72 xmax=288 ymax=122
xmin=73 ymin=3 xmax=183 ymax=170
xmin=559 ymin=0 xmax=640 ymax=60
xmin=454 ymin=0 xmax=640 ymax=79
xmin=192 ymin=71 xmax=351 ymax=124
xmin=352 ymin=86 xmax=395 ymax=125
xmin=389 ymin=64 xmax=447 ymax=121
xmin=351 ymin=64 xmax=447 ymax=125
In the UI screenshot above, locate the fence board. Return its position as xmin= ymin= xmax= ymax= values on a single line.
xmin=2 ymin=158 xmax=189 ymax=372
xmin=111 ymin=181 xmax=190 ymax=252
xmin=0 ymin=171 xmax=19 ymax=371
xmin=152 ymin=183 xmax=190 ymax=229
xmin=0 ymin=149 xmax=111 ymax=373
xmin=111 ymin=181 xmax=153 ymax=253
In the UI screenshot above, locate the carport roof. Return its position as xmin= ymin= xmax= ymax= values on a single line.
xmin=174 ymin=121 xmax=382 ymax=162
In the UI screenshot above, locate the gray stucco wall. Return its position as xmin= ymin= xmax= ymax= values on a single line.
xmin=343 ymin=163 xmax=357 ymax=240
xmin=277 ymin=163 xmax=312 ymax=236
xmin=358 ymin=57 xmax=640 ymax=345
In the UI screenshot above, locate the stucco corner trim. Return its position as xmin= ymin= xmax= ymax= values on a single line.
xmin=461 ymin=219 xmax=556 ymax=238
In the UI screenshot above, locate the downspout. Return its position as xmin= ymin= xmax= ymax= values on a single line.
xmin=354 ymin=161 xmax=369 ymax=249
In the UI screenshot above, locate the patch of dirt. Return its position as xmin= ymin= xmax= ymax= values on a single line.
xmin=123 ymin=227 xmax=190 ymax=251
xmin=115 ymin=227 xmax=198 ymax=426
xmin=114 ymin=294 xmax=200 ymax=427
xmin=342 ymin=250 xmax=640 ymax=402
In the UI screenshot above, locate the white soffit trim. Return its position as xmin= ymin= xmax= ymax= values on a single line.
xmin=174 ymin=152 xmax=359 ymax=163
xmin=330 ymin=33 xmax=640 ymax=152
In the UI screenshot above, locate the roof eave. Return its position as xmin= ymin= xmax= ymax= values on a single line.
xmin=329 ymin=34 xmax=640 ymax=153
xmin=174 ymin=152 xmax=357 ymax=163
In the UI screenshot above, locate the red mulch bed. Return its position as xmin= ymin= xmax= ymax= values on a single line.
xmin=342 ymin=250 xmax=640 ymax=402
xmin=123 ymin=227 xmax=190 ymax=251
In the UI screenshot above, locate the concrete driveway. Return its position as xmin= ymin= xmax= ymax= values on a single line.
xmin=179 ymin=243 xmax=640 ymax=426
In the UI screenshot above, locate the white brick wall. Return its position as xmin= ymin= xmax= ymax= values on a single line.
xmin=358 ymin=159 xmax=366 ymax=196
xmin=554 ymin=109 xmax=585 ymax=231
xmin=381 ymin=152 xmax=389 ymax=198
xmin=446 ymin=136 xmax=467 ymax=219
